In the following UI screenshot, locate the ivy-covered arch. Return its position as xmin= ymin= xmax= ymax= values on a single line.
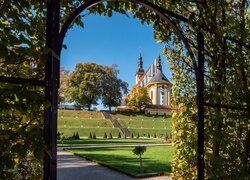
xmin=45 ymin=0 xmax=204 ymax=180
xmin=1 ymin=1 xmax=249 ymax=180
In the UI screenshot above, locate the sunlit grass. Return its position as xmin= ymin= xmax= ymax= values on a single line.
xmin=69 ymin=146 xmax=173 ymax=176
xmin=58 ymin=110 xmax=172 ymax=138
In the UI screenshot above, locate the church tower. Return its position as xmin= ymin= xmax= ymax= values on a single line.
xmin=136 ymin=53 xmax=144 ymax=84
xmin=156 ymin=55 xmax=162 ymax=72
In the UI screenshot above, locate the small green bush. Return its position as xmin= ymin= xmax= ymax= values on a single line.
xmin=109 ymin=132 xmax=113 ymax=139
xmin=117 ymin=132 xmax=121 ymax=138
xmin=76 ymin=132 xmax=80 ymax=139
xmin=93 ymin=132 xmax=96 ymax=139
xmin=103 ymin=132 xmax=107 ymax=139
xmin=137 ymin=133 xmax=140 ymax=139
xmin=147 ymin=133 xmax=150 ymax=138
xmin=131 ymin=133 xmax=134 ymax=138
xmin=57 ymin=131 xmax=61 ymax=140
xmin=153 ymin=133 xmax=157 ymax=138
xmin=89 ymin=132 xmax=92 ymax=139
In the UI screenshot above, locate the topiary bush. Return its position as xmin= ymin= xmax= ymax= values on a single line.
xmin=137 ymin=133 xmax=140 ymax=139
xmin=103 ymin=132 xmax=107 ymax=139
xmin=153 ymin=133 xmax=157 ymax=138
xmin=109 ymin=132 xmax=112 ymax=139
xmin=131 ymin=133 xmax=134 ymax=138
xmin=88 ymin=132 xmax=92 ymax=139
xmin=93 ymin=132 xmax=96 ymax=139
xmin=117 ymin=132 xmax=121 ymax=138
xmin=76 ymin=132 xmax=80 ymax=139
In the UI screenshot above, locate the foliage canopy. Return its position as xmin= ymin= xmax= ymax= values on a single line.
xmin=1 ymin=0 xmax=249 ymax=179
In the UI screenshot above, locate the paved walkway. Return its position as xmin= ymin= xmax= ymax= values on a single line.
xmin=57 ymin=150 xmax=171 ymax=180
xmin=60 ymin=143 xmax=171 ymax=150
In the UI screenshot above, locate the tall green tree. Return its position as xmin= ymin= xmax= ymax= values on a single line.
xmin=127 ymin=86 xmax=151 ymax=112
xmin=66 ymin=62 xmax=104 ymax=110
xmin=101 ymin=64 xmax=128 ymax=112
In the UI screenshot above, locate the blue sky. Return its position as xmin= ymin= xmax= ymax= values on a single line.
xmin=61 ymin=12 xmax=171 ymax=109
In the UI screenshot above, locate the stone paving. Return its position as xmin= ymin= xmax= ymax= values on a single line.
xmin=57 ymin=149 xmax=172 ymax=180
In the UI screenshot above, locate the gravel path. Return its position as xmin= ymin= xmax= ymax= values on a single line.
xmin=57 ymin=149 xmax=172 ymax=180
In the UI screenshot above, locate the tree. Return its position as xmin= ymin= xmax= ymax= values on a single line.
xmin=127 ymin=86 xmax=151 ymax=112
xmin=66 ymin=62 xmax=104 ymax=110
xmin=133 ymin=146 xmax=147 ymax=173
xmin=101 ymin=64 xmax=128 ymax=112
xmin=59 ymin=67 xmax=69 ymax=104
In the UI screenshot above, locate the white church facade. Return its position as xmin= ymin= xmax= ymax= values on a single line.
xmin=135 ymin=53 xmax=171 ymax=106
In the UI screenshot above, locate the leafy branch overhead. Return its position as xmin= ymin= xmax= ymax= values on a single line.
xmin=1 ymin=0 xmax=249 ymax=179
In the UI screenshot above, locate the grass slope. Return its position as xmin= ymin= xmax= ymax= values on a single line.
xmin=58 ymin=110 xmax=120 ymax=137
xmin=70 ymin=146 xmax=174 ymax=177
xmin=58 ymin=110 xmax=172 ymax=138
xmin=112 ymin=113 xmax=172 ymax=137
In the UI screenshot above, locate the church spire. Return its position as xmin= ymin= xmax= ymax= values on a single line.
xmin=156 ymin=54 xmax=162 ymax=72
xmin=137 ymin=53 xmax=144 ymax=73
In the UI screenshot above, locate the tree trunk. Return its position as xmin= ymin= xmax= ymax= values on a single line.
xmin=88 ymin=104 xmax=91 ymax=111
xmin=109 ymin=105 xmax=111 ymax=112
xmin=139 ymin=154 xmax=143 ymax=173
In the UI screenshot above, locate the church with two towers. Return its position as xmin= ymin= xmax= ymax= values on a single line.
xmin=119 ymin=54 xmax=172 ymax=115
xmin=135 ymin=53 xmax=171 ymax=107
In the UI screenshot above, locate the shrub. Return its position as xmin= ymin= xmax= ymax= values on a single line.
xmin=117 ymin=132 xmax=121 ymax=138
xmin=137 ymin=133 xmax=140 ymax=139
xmin=147 ymin=133 xmax=150 ymax=138
xmin=76 ymin=132 xmax=80 ymax=139
xmin=89 ymin=132 xmax=92 ymax=139
xmin=109 ymin=132 xmax=113 ymax=139
xmin=57 ymin=131 xmax=61 ymax=140
xmin=72 ymin=132 xmax=76 ymax=139
xmin=103 ymin=132 xmax=107 ymax=139
xmin=153 ymin=133 xmax=157 ymax=138
xmin=93 ymin=132 xmax=96 ymax=139
xmin=131 ymin=133 xmax=134 ymax=138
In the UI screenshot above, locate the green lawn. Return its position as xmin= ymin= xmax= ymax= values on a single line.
xmin=113 ymin=113 xmax=172 ymax=137
xmin=58 ymin=110 xmax=120 ymax=137
xmin=58 ymin=109 xmax=104 ymax=119
xmin=69 ymin=146 xmax=174 ymax=177
xmin=58 ymin=110 xmax=172 ymax=138
xmin=58 ymin=138 xmax=163 ymax=147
